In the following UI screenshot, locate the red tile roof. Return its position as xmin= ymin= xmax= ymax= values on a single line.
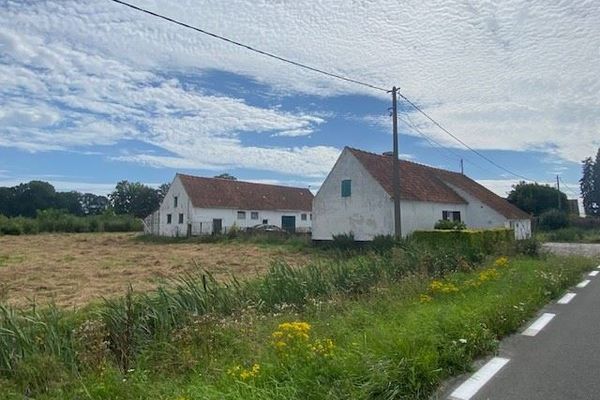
xmin=348 ymin=148 xmax=530 ymax=219
xmin=177 ymin=174 xmax=313 ymax=211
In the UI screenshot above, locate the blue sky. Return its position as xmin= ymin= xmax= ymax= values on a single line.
xmin=1 ymin=1 xmax=599 ymax=200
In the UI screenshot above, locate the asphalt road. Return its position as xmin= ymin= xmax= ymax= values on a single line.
xmin=440 ymin=264 xmax=600 ymax=400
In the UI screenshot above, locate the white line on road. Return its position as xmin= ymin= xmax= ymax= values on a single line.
xmin=522 ymin=313 xmax=556 ymax=336
xmin=577 ymin=280 xmax=591 ymax=288
xmin=589 ymin=271 xmax=599 ymax=277
xmin=449 ymin=357 xmax=510 ymax=400
xmin=557 ymin=292 xmax=576 ymax=304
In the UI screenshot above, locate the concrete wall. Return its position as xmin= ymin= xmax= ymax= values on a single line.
xmin=154 ymin=175 xmax=311 ymax=237
xmin=400 ymin=200 xmax=468 ymax=235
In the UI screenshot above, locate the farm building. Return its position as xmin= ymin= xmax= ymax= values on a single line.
xmin=312 ymin=147 xmax=531 ymax=241
xmin=144 ymin=174 xmax=313 ymax=237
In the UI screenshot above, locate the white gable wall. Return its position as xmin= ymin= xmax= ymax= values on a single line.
xmin=312 ymin=149 xmax=393 ymax=241
xmin=443 ymin=183 xmax=507 ymax=229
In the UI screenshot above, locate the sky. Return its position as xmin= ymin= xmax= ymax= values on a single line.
xmin=1 ymin=0 xmax=599 ymax=201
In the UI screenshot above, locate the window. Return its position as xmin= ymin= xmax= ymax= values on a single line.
xmin=262 ymin=219 xmax=268 ymax=224
xmin=310 ymin=213 xmax=312 ymax=220
xmin=301 ymin=213 xmax=307 ymax=221
xmin=251 ymin=211 xmax=259 ymax=220
xmin=174 ymin=196 xmax=178 ymax=208
xmin=442 ymin=211 xmax=461 ymax=222
xmin=166 ymin=214 xmax=172 ymax=224
xmin=341 ymin=179 xmax=351 ymax=197
xmin=237 ymin=211 xmax=246 ymax=220
xmin=178 ymin=213 xmax=184 ymax=224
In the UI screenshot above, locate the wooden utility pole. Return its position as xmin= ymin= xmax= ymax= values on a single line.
xmin=556 ymin=175 xmax=562 ymax=210
xmin=392 ymin=86 xmax=402 ymax=238
xmin=460 ymin=158 xmax=464 ymax=175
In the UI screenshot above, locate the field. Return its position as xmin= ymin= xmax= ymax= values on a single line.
xmin=0 ymin=232 xmax=312 ymax=308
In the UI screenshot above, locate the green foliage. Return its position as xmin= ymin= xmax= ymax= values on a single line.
xmin=214 ymin=173 xmax=237 ymax=180
xmin=411 ymin=229 xmax=514 ymax=260
xmin=580 ymin=149 xmax=600 ymax=217
xmin=536 ymin=227 xmax=600 ymax=244
xmin=434 ymin=219 xmax=466 ymax=230
xmin=109 ymin=181 xmax=161 ymax=218
xmin=538 ymin=209 xmax=569 ymax=230
xmin=507 ymin=181 xmax=567 ymax=215
xmin=514 ymin=237 xmax=541 ymax=256
xmin=0 ymin=211 xmax=142 ymax=235
xmin=329 ymin=232 xmax=358 ymax=251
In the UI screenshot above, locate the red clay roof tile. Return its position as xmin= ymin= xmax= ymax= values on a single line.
xmin=348 ymin=147 xmax=530 ymax=219
xmin=177 ymin=174 xmax=313 ymax=211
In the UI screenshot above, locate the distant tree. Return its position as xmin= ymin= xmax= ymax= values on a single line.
xmin=214 ymin=173 xmax=237 ymax=180
xmin=109 ymin=181 xmax=160 ymax=218
xmin=12 ymin=181 xmax=58 ymax=218
xmin=580 ymin=148 xmax=600 ymax=216
xmin=157 ymin=183 xmax=171 ymax=202
xmin=79 ymin=193 xmax=109 ymax=215
xmin=507 ymin=181 xmax=567 ymax=216
xmin=55 ymin=191 xmax=84 ymax=216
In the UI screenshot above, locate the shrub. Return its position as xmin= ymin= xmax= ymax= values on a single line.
xmin=538 ymin=209 xmax=569 ymax=230
xmin=515 ymin=237 xmax=541 ymax=257
xmin=411 ymin=229 xmax=514 ymax=260
xmin=369 ymin=234 xmax=396 ymax=254
xmin=434 ymin=219 xmax=466 ymax=230
xmin=330 ymin=232 xmax=358 ymax=251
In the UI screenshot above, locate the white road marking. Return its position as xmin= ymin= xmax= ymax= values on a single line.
xmin=589 ymin=271 xmax=599 ymax=277
xmin=577 ymin=280 xmax=591 ymax=288
xmin=557 ymin=292 xmax=576 ymax=304
xmin=449 ymin=357 xmax=510 ymax=400
xmin=522 ymin=313 xmax=556 ymax=336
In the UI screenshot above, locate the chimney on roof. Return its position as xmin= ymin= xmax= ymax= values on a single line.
xmin=382 ymin=151 xmax=394 ymax=157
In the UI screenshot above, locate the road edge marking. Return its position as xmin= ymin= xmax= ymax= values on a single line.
xmin=522 ymin=313 xmax=555 ymax=336
xmin=557 ymin=292 xmax=576 ymax=304
xmin=577 ymin=279 xmax=591 ymax=288
xmin=448 ymin=357 xmax=510 ymax=400
xmin=589 ymin=271 xmax=599 ymax=277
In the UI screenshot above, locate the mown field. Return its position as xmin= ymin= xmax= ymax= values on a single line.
xmin=0 ymin=233 xmax=313 ymax=308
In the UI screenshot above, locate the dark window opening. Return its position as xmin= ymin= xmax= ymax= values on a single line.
xmin=174 ymin=196 xmax=178 ymax=208
xmin=262 ymin=219 xmax=268 ymax=224
xmin=178 ymin=213 xmax=184 ymax=224
xmin=301 ymin=213 xmax=307 ymax=221
xmin=167 ymin=214 xmax=172 ymax=224
xmin=251 ymin=211 xmax=259 ymax=220
xmin=442 ymin=211 xmax=461 ymax=222
xmin=237 ymin=211 xmax=246 ymax=219
xmin=341 ymin=179 xmax=351 ymax=197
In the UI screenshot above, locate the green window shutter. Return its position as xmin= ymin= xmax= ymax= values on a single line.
xmin=341 ymin=179 xmax=351 ymax=197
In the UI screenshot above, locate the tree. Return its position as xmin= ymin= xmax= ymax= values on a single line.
xmin=12 ymin=181 xmax=58 ymax=218
xmin=56 ymin=191 xmax=84 ymax=216
xmin=214 ymin=173 xmax=237 ymax=180
xmin=157 ymin=183 xmax=171 ymax=202
xmin=507 ymin=181 xmax=568 ymax=216
xmin=79 ymin=193 xmax=109 ymax=215
xmin=109 ymin=181 xmax=160 ymax=218
xmin=581 ymin=148 xmax=600 ymax=216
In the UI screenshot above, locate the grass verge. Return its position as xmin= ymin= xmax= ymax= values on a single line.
xmin=0 ymin=252 xmax=594 ymax=400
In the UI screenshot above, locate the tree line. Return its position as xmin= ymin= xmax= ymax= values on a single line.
xmin=0 ymin=180 xmax=170 ymax=219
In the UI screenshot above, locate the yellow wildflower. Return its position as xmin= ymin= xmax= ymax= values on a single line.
xmin=493 ymin=256 xmax=509 ymax=268
xmin=420 ymin=294 xmax=433 ymax=303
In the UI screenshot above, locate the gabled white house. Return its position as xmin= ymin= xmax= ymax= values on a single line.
xmin=145 ymin=174 xmax=313 ymax=237
xmin=312 ymin=147 xmax=531 ymax=241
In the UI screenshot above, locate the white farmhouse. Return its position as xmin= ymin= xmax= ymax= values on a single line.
xmin=312 ymin=147 xmax=531 ymax=241
xmin=145 ymin=174 xmax=313 ymax=237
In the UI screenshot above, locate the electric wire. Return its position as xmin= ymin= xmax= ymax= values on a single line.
xmin=108 ymin=0 xmax=534 ymax=182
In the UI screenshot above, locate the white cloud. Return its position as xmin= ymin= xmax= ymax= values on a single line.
xmin=1 ymin=0 xmax=600 ymax=178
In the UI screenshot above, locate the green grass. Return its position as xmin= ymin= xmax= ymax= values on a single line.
xmin=536 ymin=227 xmax=600 ymax=243
xmin=0 ymin=250 xmax=594 ymax=400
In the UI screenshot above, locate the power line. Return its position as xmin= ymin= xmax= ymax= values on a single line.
xmin=108 ymin=0 xmax=388 ymax=93
xmin=397 ymin=92 xmax=534 ymax=181
xmin=108 ymin=0 xmax=533 ymax=182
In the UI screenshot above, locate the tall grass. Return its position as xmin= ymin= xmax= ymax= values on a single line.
xmin=0 ymin=239 xmax=592 ymax=398
xmin=0 ymin=211 xmax=142 ymax=235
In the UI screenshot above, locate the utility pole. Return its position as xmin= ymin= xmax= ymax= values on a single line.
xmin=391 ymin=86 xmax=402 ymax=238
xmin=556 ymin=175 xmax=562 ymax=210
xmin=460 ymin=158 xmax=464 ymax=175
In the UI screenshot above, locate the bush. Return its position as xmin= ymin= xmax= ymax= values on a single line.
xmin=434 ymin=219 xmax=466 ymax=230
xmin=538 ymin=209 xmax=569 ymax=230
xmin=515 ymin=237 xmax=541 ymax=257
xmin=329 ymin=232 xmax=358 ymax=252
xmin=411 ymin=229 xmax=514 ymax=260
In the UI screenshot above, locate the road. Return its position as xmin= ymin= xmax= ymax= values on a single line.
xmin=439 ymin=263 xmax=600 ymax=400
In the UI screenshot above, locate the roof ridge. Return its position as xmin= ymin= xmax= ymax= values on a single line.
xmin=177 ymin=173 xmax=311 ymax=192
xmin=346 ymin=147 xmax=462 ymax=175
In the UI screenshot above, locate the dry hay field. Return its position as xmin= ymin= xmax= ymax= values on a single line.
xmin=0 ymin=233 xmax=313 ymax=308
